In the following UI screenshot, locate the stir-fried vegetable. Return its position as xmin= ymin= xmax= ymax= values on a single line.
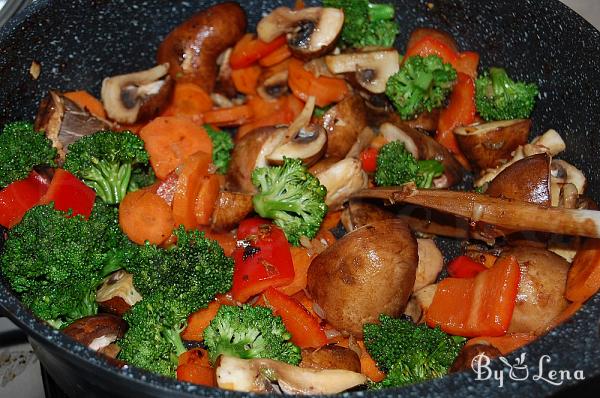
xmin=375 ymin=141 xmax=444 ymax=188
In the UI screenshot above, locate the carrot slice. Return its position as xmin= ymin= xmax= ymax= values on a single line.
xmin=259 ymin=45 xmax=292 ymax=67
xmin=119 ymin=190 xmax=174 ymax=245
xmin=357 ymin=340 xmax=386 ymax=382
xmin=203 ymin=105 xmax=253 ymax=127
xmin=238 ymin=95 xmax=303 ymax=139
xmin=177 ymin=348 xmax=215 ymax=386
xmin=162 ymin=82 xmax=213 ymax=118
xmin=64 ymin=90 xmax=106 ymax=118
xmin=465 ymin=333 xmax=537 ymax=356
xmin=139 ymin=116 xmax=213 ymax=179
xmin=181 ymin=300 xmax=221 ymax=341
xmin=194 ymin=173 xmax=221 ymax=226
xmin=231 ymin=64 xmax=262 ymax=95
xmin=288 ymin=58 xmax=349 ymax=107
xmin=200 ymin=229 xmax=237 ymax=257
xmin=172 ymin=151 xmax=212 ymax=230
xmin=566 ymin=238 xmax=600 ymax=302
xmin=280 ymin=246 xmax=313 ymax=296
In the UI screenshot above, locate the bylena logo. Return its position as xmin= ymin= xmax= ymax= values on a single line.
xmin=471 ymin=352 xmax=585 ymax=387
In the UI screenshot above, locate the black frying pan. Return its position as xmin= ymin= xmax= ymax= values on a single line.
xmin=1 ymin=0 xmax=600 ymax=397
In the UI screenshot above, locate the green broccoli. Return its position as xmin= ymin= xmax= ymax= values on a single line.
xmin=386 ymin=55 xmax=457 ymax=120
xmin=204 ymin=305 xmax=301 ymax=365
xmin=0 ymin=203 xmax=130 ymax=328
xmin=363 ymin=315 xmax=465 ymax=388
xmin=128 ymin=166 xmax=156 ymax=192
xmin=251 ymin=157 xmax=328 ymax=246
xmin=375 ymin=141 xmax=444 ymax=188
xmin=0 ymin=121 xmax=57 ymax=189
xmin=205 ymin=125 xmax=234 ymax=174
xmin=475 ymin=67 xmax=539 ymax=121
xmin=324 ymin=0 xmax=399 ymax=48
xmin=63 ymin=130 xmax=150 ymax=204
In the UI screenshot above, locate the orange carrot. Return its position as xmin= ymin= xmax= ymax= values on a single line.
xmin=64 ymin=90 xmax=106 ymax=118
xmin=203 ymin=105 xmax=253 ymax=126
xmin=288 ymin=58 xmax=349 ymax=107
xmin=194 ymin=173 xmax=221 ymax=226
xmin=139 ymin=116 xmax=213 ymax=179
xmin=238 ymin=95 xmax=303 ymax=139
xmin=294 ymin=0 xmax=305 ymax=9
xmin=231 ymin=64 xmax=262 ymax=95
xmin=181 ymin=300 xmax=221 ymax=341
xmin=280 ymin=246 xmax=313 ymax=296
xmin=566 ymin=238 xmax=600 ymax=302
xmin=259 ymin=45 xmax=292 ymax=67
xmin=172 ymin=151 xmax=212 ymax=230
xmin=357 ymin=340 xmax=386 ymax=382
xmin=247 ymin=95 xmax=288 ymax=120
xmin=465 ymin=333 xmax=537 ymax=356
xmin=119 ymin=190 xmax=174 ymax=245
xmin=200 ymin=229 xmax=237 ymax=257
xmin=176 ymin=348 xmax=215 ymax=386
xmin=162 ymin=82 xmax=212 ymax=118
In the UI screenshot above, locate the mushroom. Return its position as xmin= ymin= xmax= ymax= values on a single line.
xmin=257 ymin=7 xmax=344 ymax=60
xmin=307 ymin=219 xmax=418 ymax=337
xmin=210 ymin=191 xmax=254 ymax=232
xmin=414 ymin=239 xmax=444 ymax=292
xmin=216 ymin=355 xmax=366 ymax=394
xmin=300 ymin=346 xmax=361 ymax=373
xmin=62 ymin=314 xmax=127 ymax=354
xmin=34 ymin=91 xmax=113 ymax=161
xmin=257 ymin=67 xmax=289 ymax=100
xmin=226 ymin=126 xmax=287 ymax=193
xmin=214 ymin=48 xmax=238 ymax=99
xmin=314 ymin=158 xmax=369 ymax=210
xmin=449 ymin=344 xmax=502 ymax=373
xmin=321 ymin=94 xmax=368 ymax=159
xmin=101 ymin=63 xmax=173 ymax=124
xmin=454 ymin=119 xmax=531 ymax=170
xmin=325 ymin=50 xmax=400 ymax=94
xmin=267 ymin=123 xmax=328 ymax=166
xmin=403 ymin=284 xmax=437 ymax=324
xmin=551 ymin=159 xmax=587 ymax=195
xmin=156 ymin=2 xmax=247 ymax=92
xmin=96 ymin=270 xmax=142 ymax=316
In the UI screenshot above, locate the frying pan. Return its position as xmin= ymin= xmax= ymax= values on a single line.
xmin=0 ymin=0 xmax=599 ymax=397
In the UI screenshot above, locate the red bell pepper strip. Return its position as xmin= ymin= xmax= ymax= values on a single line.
xmin=176 ymin=348 xmax=216 ymax=386
xmin=0 ymin=171 xmax=49 ymax=228
xmin=447 ymin=255 xmax=488 ymax=278
xmin=405 ymin=36 xmax=459 ymax=65
xmin=436 ymin=72 xmax=476 ymax=169
xmin=360 ymin=147 xmax=379 ymax=173
xmin=39 ymin=169 xmax=96 ymax=219
xmin=231 ymin=218 xmax=295 ymax=303
xmin=230 ymin=34 xmax=288 ymax=69
xmin=262 ymin=287 xmax=327 ymax=349
xmin=426 ymin=255 xmax=521 ymax=337
xmin=454 ymin=51 xmax=480 ymax=79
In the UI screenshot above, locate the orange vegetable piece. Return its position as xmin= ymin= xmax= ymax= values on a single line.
xmin=119 ymin=190 xmax=174 ymax=245
xmin=566 ymin=238 xmax=600 ymax=302
xmin=465 ymin=333 xmax=537 ymax=356
xmin=64 ymin=90 xmax=106 ymax=118
xmin=259 ymin=45 xmax=292 ymax=67
xmin=200 ymin=229 xmax=237 ymax=257
xmin=356 ymin=340 xmax=386 ymax=382
xmin=231 ymin=64 xmax=262 ymax=95
xmin=139 ymin=116 xmax=213 ymax=179
xmin=181 ymin=300 xmax=221 ymax=341
xmin=203 ymin=105 xmax=253 ymax=127
xmin=162 ymin=82 xmax=213 ymax=118
xmin=176 ymin=348 xmax=215 ymax=386
xmin=172 ymin=151 xmax=212 ymax=230
xmin=279 ymin=246 xmax=313 ymax=296
xmin=288 ymin=58 xmax=349 ymax=107
xmin=194 ymin=173 xmax=221 ymax=226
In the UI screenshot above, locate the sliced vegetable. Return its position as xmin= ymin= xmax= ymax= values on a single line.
xmin=259 ymin=45 xmax=292 ymax=67
xmin=360 ymin=147 xmax=379 ymax=173
xmin=194 ymin=173 xmax=221 ymax=226
xmin=405 ymin=36 xmax=458 ymax=66
xmin=203 ymin=105 xmax=254 ymax=126
xmin=356 ymin=340 xmax=386 ymax=383
xmin=454 ymin=51 xmax=480 ymax=79
xmin=566 ymin=238 xmax=600 ymax=302
xmin=0 ymin=171 xmax=49 ymax=228
xmin=63 ymin=90 xmax=106 ymax=118
xmin=161 ymin=82 xmax=213 ymax=118
xmin=230 ymin=33 xmax=287 ymax=69
xmin=231 ymin=65 xmax=262 ymax=95
xmin=177 ymin=348 xmax=216 ymax=386
xmin=172 ymin=151 xmax=212 ymax=230
xmin=279 ymin=246 xmax=312 ymax=296
xmin=426 ymin=256 xmax=520 ymax=337
xmin=39 ymin=169 xmax=96 ymax=219
xmin=181 ymin=300 xmax=222 ymax=341
xmin=119 ymin=189 xmax=174 ymax=245
xmin=231 ymin=218 xmax=295 ymax=302
xmin=288 ymin=58 xmax=349 ymax=107
xmin=465 ymin=333 xmax=536 ymax=356
xmin=446 ymin=255 xmax=487 ymax=278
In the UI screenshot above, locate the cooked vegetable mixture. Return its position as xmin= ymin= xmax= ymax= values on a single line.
xmin=2 ymin=1 xmax=600 ymax=394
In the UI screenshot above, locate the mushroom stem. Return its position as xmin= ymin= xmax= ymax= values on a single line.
xmin=352 ymin=185 xmax=600 ymax=238
xmin=286 ymin=96 xmax=316 ymax=142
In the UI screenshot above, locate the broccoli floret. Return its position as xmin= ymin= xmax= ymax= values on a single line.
xmin=363 ymin=315 xmax=465 ymax=388
xmin=324 ymin=0 xmax=399 ymax=48
xmin=128 ymin=166 xmax=156 ymax=192
xmin=205 ymin=125 xmax=234 ymax=174
xmin=0 ymin=121 xmax=57 ymax=189
xmin=386 ymin=55 xmax=457 ymax=120
xmin=204 ymin=305 xmax=301 ymax=365
xmin=475 ymin=67 xmax=539 ymax=121
xmin=63 ymin=130 xmax=149 ymax=204
xmin=375 ymin=141 xmax=444 ymax=188
xmin=0 ymin=203 xmax=129 ymax=328
xmin=251 ymin=158 xmax=328 ymax=246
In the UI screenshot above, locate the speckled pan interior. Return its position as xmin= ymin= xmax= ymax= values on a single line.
xmin=1 ymin=0 xmax=600 ymax=397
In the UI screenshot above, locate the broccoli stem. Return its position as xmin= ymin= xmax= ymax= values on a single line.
xmin=164 ymin=326 xmax=187 ymax=357
xmin=253 ymin=196 xmax=303 ymax=218
xmin=83 ymin=161 xmax=132 ymax=204
xmin=490 ymin=67 xmax=511 ymax=96
xmin=367 ymin=3 xmax=395 ymax=21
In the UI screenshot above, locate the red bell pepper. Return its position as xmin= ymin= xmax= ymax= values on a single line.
xmin=230 ymin=33 xmax=287 ymax=69
xmin=405 ymin=36 xmax=480 ymax=79
xmin=231 ymin=218 xmax=295 ymax=302
xmin=39 ymin=169 xmax=96 ymax=219
xmin=177 ymin=348 xmax=215 ymax=386
xmin=436 ymin=72 xmax=476 ymax=169
xmin=454 ymin=51 xmax=480 ymax=79
xmin=360 ymin=147 xmax=379 ymax=173
xmin=426 ymin=255 xmax=521 ymax=337
xmin=0 ymin=171 xmax=49 ymax=228
xmin=262 ymin=287 xmax=327 ymax=349
xmin=447 ymin=255 xmax=488 ymax=278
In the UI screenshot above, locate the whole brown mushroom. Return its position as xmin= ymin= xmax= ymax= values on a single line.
xmin=321 ymin=94 xmax=368 ymax=159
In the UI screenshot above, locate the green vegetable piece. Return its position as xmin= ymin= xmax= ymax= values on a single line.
xmin=375 ymin=141 xmax=444 ymax=188
xmin=205 ymin=125 xmax=234 ymax=174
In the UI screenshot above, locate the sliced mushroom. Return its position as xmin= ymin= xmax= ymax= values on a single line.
xmin=62 ymin=314 xmax=127 ymax=352
xmin=321 ymin=94 xmax=368 ymax=159
xmin=211 ymin=191 xmax=254 ymax=232
xmin=325 ymin=50 xmax=400 ymax=94
xmin=101 ymin=63 xmax=173 ymax=124
xmin=216 ymin=355 xmax=366 ymax=394
xmin=267 ymin=123 xmax=327 ymax=166
xmin=96 ymin=270 xmax=142 ymax=316
xmin=454 ymin=119 xmax=531 ymax=170
xmin=315 ymin=158 xmax=369 ymax=210
xmin=300 ymin=346 xmax=361 ymax=373
xmin=414 ymin=239 xmax=444 ymax=291
xmin=551 ymin=159 xmax=586 ymax=195
xmin=257 ymin=7 xmax=344 ymax=60
xmin=34 ymin=91 xmax=113 ymax=161
xmin=214 ymin=48 xmax=238 ymax=98
xmin=403 ymin=284 xmax=437 ymax=324
xmin=257 ymin=68 xmax=289 ymax=100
